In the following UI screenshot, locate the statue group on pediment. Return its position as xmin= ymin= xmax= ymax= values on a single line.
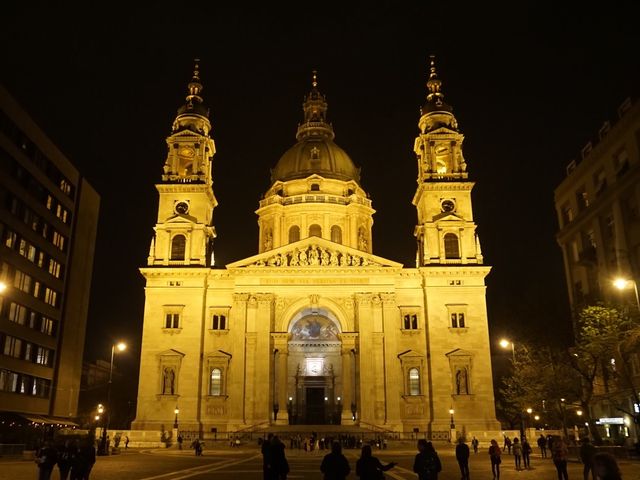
xmin=253 ymin=244 xmax=376 ymax=268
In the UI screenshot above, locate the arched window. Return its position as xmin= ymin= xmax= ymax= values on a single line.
xmin=171 ymin=235 xmax=186 ymax=260
xmin=330 ymin=225 xmax=342 ymax=244
xmin=289 ymin=225 xmax=300 ymax=243
xmin=309 ymin=224 xmax=322 ymax=238
xmin=444 ymin=233 xmax=460 ymax=259
xmin=408 ymin=368 xmax=420 ymax=395
xmin=210 ymin=368 xmax=222 ymax=396
xmin=310 ymin=183 xmax=320 ymax=191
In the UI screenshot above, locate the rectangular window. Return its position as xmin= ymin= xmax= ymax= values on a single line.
xmin=165 ymin=313 xmax=180 ymax=329
xmin=44 ymin=287 xmax=57 ymax=307
xmin=48 ymin=259 xmax=61 ymax=278
xmin=576 ymin=187 xmax=589 ymax=211
xmin=561 ymin=203 xmax=573 ymax=225
xmin=447 ymin=305 xmax=468 ymax=329
xmin=402 ymin=313 xmax=419 ymax=330
xmin=4 ymin=230 xmax=17 ymax=249
xmin=35 ymin=346 xmax=51 ymax=366
xmin=8 ymin=302 xmax=27 ymax=325
xmin=3 ymin=336 xmax=23 ymax=358
xmin=0 ymin=370 xmax=19 ymax=393
xmin=593 ymin=168 xmax=607 ymax=196
xmin=408 ymin=368 xmax=420 ymax=395
xmin=41 ymin=317 xmax=54 ymax=336
xmin=52 ymin=231 xmax=65 ymax=251
xmin=209 ymin=368 xmax=222 ymax=396
xmin=212 ymin=314 xmax=227 ymax=330
xmin=14 ymin=270 xmax=32 ymax=293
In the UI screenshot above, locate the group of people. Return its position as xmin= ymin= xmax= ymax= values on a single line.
xmin=35 ymin=438 xmax=96 ymax=480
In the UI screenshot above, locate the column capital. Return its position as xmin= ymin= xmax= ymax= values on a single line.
xmin=272 ymin=332 xmax=291 ymax=349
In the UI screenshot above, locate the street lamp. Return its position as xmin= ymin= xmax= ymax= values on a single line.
xmin=499 ymin=338 xmax=516 ymax=363
xmin=100 ymin=342 xmax=126 ymax=455
xmin=174 ymin=407 xmax=179 ymax=429
xmin=0 ymin=281 xmax=7 ymax=293
xmin=613 ymin=277 xmax=640 ymax=311
xmin=449 ymin=408 xmax=456 ymax=442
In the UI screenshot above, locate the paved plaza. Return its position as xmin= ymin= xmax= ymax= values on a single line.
xmin=2 ymin=444 xmax=639 ymax=479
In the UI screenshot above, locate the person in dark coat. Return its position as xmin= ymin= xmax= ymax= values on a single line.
xmin=320 ymin=441 xmax=350 ymax=480
xmin=57 ymin=439 xmax=77 ymax=480
xmin=35 ymin=441 xmax=58 ymax=480
xmin=522 ymin=438 xmax=532 ymax=469
xmin=356 ymin=444 xmax=396 ymax=479
xmin=262 ymin=433 xmax=274 ymax=479
xmin=488 ymin=439 xmax=502 ymax=479
xmin=538 ymin=434 xmax=547 ymax=458
xmin=455 ymin=438 xmax=470 ymax=480
xmin=579 ymin=438 xmax=596 ymax=480
xmin=268 ymin=436 xmax=289 ymax=480
xmin=593 ymin=452 xmax=622 ymax=480
xmin=414 ymin=439 xmax=442 ymax=480
xmin=70 ymin=437 xmax=96 ymax=480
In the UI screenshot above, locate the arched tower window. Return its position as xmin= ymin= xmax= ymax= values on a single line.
xmin=408 ymin=368 xmax=420 ymax=395
xmin=289 ymin=226 xmax=300 ymax=243
xmin=171 ymin=235 xmax=186 ymax=260
xmin=209 ymin=368 xmax=222 ymax=396
xmin=309 ymin=224 xmax=322 ymax=238
xmin=330 ymin=225 xmax=342 ymax=244
xmin=444 ymin=233 xmax=460 ymax=259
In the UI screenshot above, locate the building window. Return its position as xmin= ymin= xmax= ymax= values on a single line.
xmin=408 ymin=368 xmax=420 ymax=395
xmin=330 ymin=225 xmax=342 ymax=244
xmin=0 ymin=370 xmax=19 ymax=393
xmin=41 ymin=317 xmax=55 ymax=336
xmin=165 ymin=313 xmax=180 ymax=329
xmin=210 ymin=368 xmax=222 ymax=396
xmin=171 ymin=235 xmax=186 ymax=260
xmin=444 ymin=233 xmax=460 ymax=259
xmin=288 ymin=225 xmax=300 ymax=243
xmin=403 ymin=314 xmax=418 ymax=330
xmin=14 ymin=270 xmax=32 ymax=293
xmin=561 ymin=203 xmax=574 ymax=225
xmin=310 ymin=183 xmax=320 ymax=191
xmin=309 ymin=224 xmax=322 ymax=237
xmin=35 ymin=346 xmax=51 ymax=366
xmin=48 ymin=259 xmax=62 ymax=278
xmin=52 ymin=231 xmax=65 ymax=251
xmin=44 ymin=287 xmax=57 ymax=307
xmin=576 ymin=187 xmax=589 ymax=211
xmin=451 ymin=313 xmax=466 ymax=328
xmin=8 ymin=303 xmax=27 ymax=325
xmin=212 ymin=314 xmax=227 ymax=330
xmin=593 ymin=168 xmax=607 ymax=196
xmin=3 ymin=336 xmax=22 ymax=358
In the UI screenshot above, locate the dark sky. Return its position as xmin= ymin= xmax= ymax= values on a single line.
xmin=2 ymin=4 xmax=640 ymax=386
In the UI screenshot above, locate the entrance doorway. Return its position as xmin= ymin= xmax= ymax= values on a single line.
xmin=305 ymin=387 xmax=325 ymax=424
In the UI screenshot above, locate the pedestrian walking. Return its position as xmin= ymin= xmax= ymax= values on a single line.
xmin=522 ymin=438 xmax=532 ymax=469
xmin=269 ymin=436 xmax=289 ymax=480
xmin=472 ymin=436 xmax=479 ymax=454
xmin=262 ymin=433 xmax=274 ymax=479
xmin=35 ymin=441 xmax=57 ymax=480
xmin=593 ymin=452 xmax=622 ymax=480
xmin=455 ymin=438 xmax=470 ymax=480
xmin=512 ymin=437 xmax=522 ymax=470
xmin=70 ymin=437 xmax=96 ymax=480
xmin=413 ymin=439 xmax=442 ymax=480
xmin=580 ymin=438 xmax=596 ymax=480
xmin=320 ymin=441 xmax=350 ymax=480
xmin=57 ymin=440 xmax=76 ymax=480
xmin=538 ymin=434 xmax=547 ymax=458
xmin=177 ymin=434 xmax=183 ymax=450
xmin=489 ymin=439 xmax=502 ymax=479
xmin=356 ymin=444 xmax=397 ymax=479
xmin=552 ymin=437 xmax=569 ymax=480
xmin=124 ymin=435 xmax=129 ymax=449
xmin=504 ymin=435 xmax=512 ymax=455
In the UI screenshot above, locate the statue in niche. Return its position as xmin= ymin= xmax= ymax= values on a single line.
xmin=358 ymin=230 xmax=368 ymax=250
xmin=330 ymin=250 xmax=339 ymax=266
xmin=309 ymin=246 xmax=319 ymax=266
xmin=162 ymin=367 xmax=175 ymax=395
xmin=290 ymin=250 xmax=299 ymax=266
xmin=263 ymin=230 xmax=273 ymax=251
xmin=321 ymin=248 xmax=330 ymax=266
xmin=456 ymin=367 xmax=469 ymax=395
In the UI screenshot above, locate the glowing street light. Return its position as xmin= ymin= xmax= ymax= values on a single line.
xmin=174 ymin=407 xmax=179 ymax=429
xmin=534 ymin=415 xmax=540 ymax=421
xmin=99 ymin=341 xmax=127 ymax=455
xmin=526 ymin=408 xmax=533 ymax=414
xmin=0 ymin=281 xmax=7 ymax=293
xmin=577 ymin=410 xmax=583 ymax=416
xmin=613 ymin=277 xmax=640 ymax=311
xmin=499 ymin=338 xmax=516 ymax=363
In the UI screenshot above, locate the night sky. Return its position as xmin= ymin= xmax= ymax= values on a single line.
xmin=2 ymin=4 xmax=639 ymax=397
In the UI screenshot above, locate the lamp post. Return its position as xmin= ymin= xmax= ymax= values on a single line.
xmin=499 ymin=339 xmax=516 ymax=363
xmin=449 ymin=408 xmax=456 ymax=442
xmin=100 ymin=342 xmax=126 ymax=455
xmin=613 ymin=277 xmax=640 ymax=312
xmin=174 ymin=407 xmax=179 ymax=429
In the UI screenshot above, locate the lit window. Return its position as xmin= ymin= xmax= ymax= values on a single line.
xmin=3 ymin=336 xmax=23 ymax=358
xmin=9 ymin=303 xmax=27 ymax=325
xmin=210 ymin=368 xmax=222 ymax=396
xmin=41 ymin=317 xmax=54 ymax=336
xmin=44 ymin=287 xmax=57 ymax=307
xmin=14 ymin=271 xmax=32 ymax=293
xmin=35 ymin=347 xmax=50 ymax=366
xmin=52 ymin=231 xmax=65 ymax=251
xmin=408 ymin=368 xmax=420 ymax=395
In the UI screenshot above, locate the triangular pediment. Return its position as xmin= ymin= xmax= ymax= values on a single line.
xmin=445 ymin=348 xmax=473 ymax=357
xmin=397 ymin=349 xmax=424 ymax=359
xmin=165 ymin=213 xmax=197 ymax=223
xmin=157 ymin=349 xmax=185 ymax=358
xmin=168 ymin=130 xmax=204 ymax=140
xmin=432 ymin=211 xmax=464 ymax=222
xmin=226 ymin=237 xmax=403 ymax=269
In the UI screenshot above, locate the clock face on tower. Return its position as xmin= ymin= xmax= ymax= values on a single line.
xmin=441 ymin=199 xmax=456 ymax=213
xmin=175 ymin=201 xmax=190 ymax=214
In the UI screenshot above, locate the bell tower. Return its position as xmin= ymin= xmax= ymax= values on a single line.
xmin=147 ymin=60 xmax=217 ymax=267
xmin=412 ymin=56 xmax=483 ymax=266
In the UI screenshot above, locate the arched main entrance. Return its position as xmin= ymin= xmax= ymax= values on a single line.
xmin=287 ymin=309 xmax=343 ymax=425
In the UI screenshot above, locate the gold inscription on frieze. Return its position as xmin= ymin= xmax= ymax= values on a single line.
xmin=260 ymin=278 xmax=370 ymax=285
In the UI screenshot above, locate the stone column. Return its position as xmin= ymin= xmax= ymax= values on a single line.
xmin=339 ymin=333 xmax=358 ymax=424
xmin=272 ymin=333 xmax=290 ymax=425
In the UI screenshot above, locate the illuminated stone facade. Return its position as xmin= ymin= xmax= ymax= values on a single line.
xmin=133 ymin=61 xmax=500 ymax=437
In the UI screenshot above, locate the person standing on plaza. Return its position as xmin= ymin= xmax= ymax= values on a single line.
xmin=471 ymin=436 xmax=479 ymax=454
xmin=455 ymin=438 xmax=470 ymax=480
xmin=593 ymin=452 xmax=622 ymax=480
xmin=522 ymin=437 xmax=532 ymax=469
xmin=580 ymin=438 xmax=596 ymax=480
xmin=413 ymin=440 xmax=442 ymax=480
xmin=512 ymin=437 xmax=522 ymax=470
xmin=57 ymin=439 xmax=76 ymax=480
xmin=269 ymin=436 xmax=289 ymax=480
xmin=262 ymin=433 xmax=274 ymax=479
xmin=70 ymin=437 xmax=96 ymax=480
xmin=356 ymin=444 xmax=397 ymax=479
xmin=504 ymin=435 xmax=512 ymax=455
xmin=320 ymin=441 xmax=350 ymax=480
xmin=489 ymin=439 xmax=502 ymax=479
xmin=552 ymin=437 xmax=569 ymax=480
xmin=35 ymin=441 xmax=57 ymax=480
xmin=538 ymin=434 xmax=547 ymax=458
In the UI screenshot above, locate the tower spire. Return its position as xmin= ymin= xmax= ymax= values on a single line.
xmin=312 ymin=69 xmax=318 ymax=89
xmin=296 ymin=69 xmax=334 ymax=140
xmin=425 ymin=55 xmax=447 ymax=109
xmin=186 ymin=58 xmax=203 ymax=105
